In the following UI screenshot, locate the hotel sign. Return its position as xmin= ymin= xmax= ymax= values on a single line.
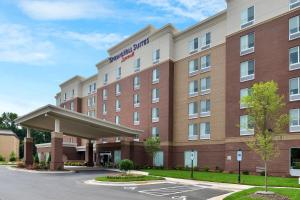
xmin=108 ymin=38 xmax=149 ymax=63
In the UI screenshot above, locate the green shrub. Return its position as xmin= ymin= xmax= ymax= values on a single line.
xmin=119 ymin=159 xmax=134 ymax=172
xmin=0 ymin=154 xmax=5 ymax=162
xmin=260 ymin=171 xmax=265 ymax=176
xmin=47 ymin=154 xmax=51 ymax=164
xmin=9 ymin=152 xmax=16 ymax=162
xmin=242 ymin=171 xmax=250 ymax=175
xmin=203 ymin=166 xmax=209 ymax=172
xmin=34 ymin=154 xmax=39 ymax=163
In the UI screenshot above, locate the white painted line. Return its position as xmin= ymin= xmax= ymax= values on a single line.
xmin=139 ymin=185 xmax=204 ymax=197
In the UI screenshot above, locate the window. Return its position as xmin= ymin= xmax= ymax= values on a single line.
xmin=289 ymin=16 xmax=300 ymax=40
xmin=200 ymin=55 xmax=211 ymax=73
xmin=92 ymin=96 xmax=96 ymax=105
xmin=241 ymin=6 xmax=254 ymax=28
xmin=200 ymin=32 xmax=211 ymax=50
xmin=240 ymin=32 xmax=254 ymax=55
xmin=116 ymin=67 xmax=121 ymax=80
xmin=152 ymin=88 xmax=160 ymax=103
xmin=200 ymin=99 xmax=211 ymax=117
xmin=72 ymin=89 xmax=75 ymax=97
xmin=133 ymin=112 xmax=140 ymax=125
xmin=103 ymin=73 xmax=108 ymax=85
xmin=115 ymin=137 xmax=121 ymax=142
xmin=102 ymin=103 xmax=107 ymax=115
xmin=189 ymin=80 xmax=198 ymax=97
xmin=115 ymin=116 xmax=120 ymax=125
xmin=188 ymin=123 xmax=198 ymax=140
xmin=200 ymin=122 xmax=211 ymax=139
xmin=240 ymin=88 xmax=250 ymax=109
xmin=116 ymin=83 xmax=121 ymax=96
xmin=240 ymin=115 xmax=254 ymax=135
xmin=133 ymin=76 xmax=140 ymax=90
xmin=188 ymin=59 xmax=199 ymax=76
xmin=240 ymin=60 xmax=255 ymax=82
xmin=200 ymin=77 xmax=211 ymax=95
xmin=152 ymin=107 xmax=159 ymax=123
xmin=70 ymin=102 xmax=74 ymax=111
xmin=290 ymin=78 xmax=300 ymax=101
xmin=114 ymin=150 xmax=121 ymax=163
xmin=63 ymin=104 xmax=66 ymax=109
xmin=152 ymin=127 xmax=159 ymax=137
xmin=115 ymin=99 xmax=121 ymax=112
xmin=88 ymin=110 xmax=95 ymax=118
xmin=184 ymin=151 xmax=198 ymax=168
xmin=189 ymin=37 xmax=198 ymax=53
xmin=152 ymin=68 xmax=160 ymax=84
xmin=133 ymin=93 xmax=140 ymax=108
xmin=290 ymin=0 xmax=300 ymax=10
xmin=188 ymin=102 xmax=198 ymax=119
xmin=64 ymin=93 xmax=67 ymax=101
xmin=102 ymin=89 xmax=107 ymax=100
xmin=93 ymin=83 xmax=96 ymax=92
xmin=153 ymin=151 xmax=163 ymax=167
xmin=290 ymin=109 xmax=300 ymax=132
xmin=289 ymin=46 xmax=300 ymax=70
xmin=152 ymin=49 xmax=160 ymax=64
xmin=134 ymin=58 xmax=141 ymax=72
xmin=89 ymin=84 xmax=92 ymax=94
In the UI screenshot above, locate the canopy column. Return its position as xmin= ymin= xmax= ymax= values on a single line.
xmin=85 ymin=140 xmax=94 ymax=167
xmin=50 ymin=119 xmax=64 ymax=171
xmin=24 ymin=128 xmax=33 ymax=167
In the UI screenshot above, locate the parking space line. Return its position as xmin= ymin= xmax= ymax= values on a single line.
xmin=138 ymin=185 xmax=205 ymax=197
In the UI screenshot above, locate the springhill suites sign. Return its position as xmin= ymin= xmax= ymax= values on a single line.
xmin=108 ymin=38 xmax=149 ymax=63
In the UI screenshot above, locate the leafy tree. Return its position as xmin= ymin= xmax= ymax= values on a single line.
xmin=144 ymin=137 xmax=161 ymax=166
xmin=34 ymin=153 xmax=39 ymax=163
xmin=242 ymin=81 xmax=288 ymax=192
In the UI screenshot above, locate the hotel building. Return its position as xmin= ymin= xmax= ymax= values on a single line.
xmin=36 ymin=0 xmax=300 ymax=176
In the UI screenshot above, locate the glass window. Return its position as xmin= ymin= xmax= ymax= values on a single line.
xmin=188 ymin=123 xmax=198 ymax=139
xmin=115 ymin=99 xmax=121 ymax=112
xmin=200 ymin=77 xmax=211 ymax=93
xmin=70 ymin=102 xmax=74 ymax=111
xmin=290 ymin=109 xmax=300 ymax=126
xmin=152 ymin=88 xmax=160 ymax=103
xmin=115 ymin=116 xmax=120 ymax=125
xmin=290 ymin=78 xmax=300 ymax=96
xmin=152 ymin=68 xmax=160 ymax=83
xmin=93 ymin=83 xmax=96 ymax=91
xmin=134 ymin=58 xmax=140 ymax=72
xmin=189 ymin=80 xmax=198 ymax=96
xmin=133 ymin=112 xmax=140 ymax=124
xmin=241 ymin=6 xmax=254 ymax=26
xmin=189 ymin=37 xmax=198 ymax=53
xmin=188 ymin=59 xmax=199 ymax=74
xmin=133 ymin=76 xmax=140 ymax=89
xmin=153 ymin=151 xmax=164 ymax=167
xmin=200 ymin=122 xmax=211 ymax=139
xmin=240 ymin=33 xmax=254 ymax=53
xmin=184 ymin=151 xmax=198 ymax=168
xmin=116 ymin=67 xmax=121 ymax=79
xmin=289 ymin=16 xmax=300 ymax=35
xmin=201 ymin=32 xmax=211 ymax=49
xmin=188 ymin=102 xmax=198 ymax=117
xmin=240 ymin=60 xmax=255 ymax=81
xmin=152 ymin=49 xmax=160 ymax=63
xmin=200 ymin=55 xmax=211 ymax=70
xmin=200 ymin=100 xmax=211 ymax=115
xmin=103 ymin=73 xmax=108 ymax=84
xmin=152 ymin=127 xmax=159 ymax=137
xmin=152 ymin=108 xmax=159 ymax=122
xmin=114 ymin=150 xmax=121 ymax=164
xmin=240 ymin=88 xmax=250 ymax=108
xmin=290 ymin=0 xmax=300 ymax=9
xmin=290 ymin=46 xmax=300 ymax=67
xmin=133 ymin=94 xmax=140 ymax=106
xmin=116 ymin=83 xmax=121 ymax=95
xmin=102 ymin=89 xmax=107 ymax=100
xmin=240 ymin=115 xmax=254 ymax=135
xmin=102 ymin=103 xmax=107 ymax=114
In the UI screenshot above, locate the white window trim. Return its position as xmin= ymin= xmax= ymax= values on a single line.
xmin=290 ymin=0 xmax=300 ymax=10
xmin=240 ymin=33 xmax=255 ymax=56
xmin=290 ymin=109 xmax=300 ymax=132
xmin=290 ymin=77 xmax=300 ymax=101
xmin=188 ymin=124 xmax=198 ymax=141
xmin=200 ymin=123 xmax=211 ymax=140
xmin=240 ymin=6 xmax=255 ymax=29
xmin=289 ymin=16 xmax=300 ymax=40
xmin=189 ymin=37 xmax=198 ymax=54
xmin=290 ymin=46 xmax=300 ymax=71
xmin=200 ymin=33 xmax=211 ymax=51
xmin=240 ymin=61 xmax=255 ymax=82
xmin=240 ymin=115 xmax=255 ymax=136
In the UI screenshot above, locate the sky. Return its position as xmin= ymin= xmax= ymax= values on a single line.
xmin=0 ymin=0 xmax=226 ymax=116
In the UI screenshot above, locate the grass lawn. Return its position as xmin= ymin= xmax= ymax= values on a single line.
xmin=95 ymin=175 xmax=164 ymax=182
xmin=224 ymin=187 xmax=300 ymax=200
xmin=0 ymin=161 xmax=15 ymax=165
xmin=144 ymin=169 xmax=300 ymax=188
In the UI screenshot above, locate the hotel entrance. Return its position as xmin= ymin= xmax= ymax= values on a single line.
xmin=99 ymin=152 xmax=112 ymax=167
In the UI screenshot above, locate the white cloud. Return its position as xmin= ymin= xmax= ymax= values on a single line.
xmin=18 ymin=0 xmax=113 ymax=20
xmin=0 ymin=23 xmax=54 ymax=64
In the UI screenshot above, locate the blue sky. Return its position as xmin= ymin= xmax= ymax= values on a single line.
xmin=0 ymin=0 xmax=226 ymax=115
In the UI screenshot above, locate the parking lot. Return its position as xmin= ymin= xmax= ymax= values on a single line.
xmin=0 ymin=166 xmax=231 ymax=200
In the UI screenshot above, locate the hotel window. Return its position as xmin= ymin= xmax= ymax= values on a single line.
xmin=93 ymin=83 xmax=96 ymax=92
xmin=115 ymin=83 xmax=121 ymax=96
xmin=200 ymin=77 xmax=211 ymax=95
xmin=152 ymin=68 xmax=160 ymax=84
xmin=290 ymin=0 xmax=300 ymax=10
xmin=188 ymin=102 xmax=198 ymax=119
xmin=241 ymin=6 xmax=254 ymax=29
xmin=133 ymin=112 xmax=140 ymax=125
xmin=189 ymin=80 xmax=198 ymax=97
xmin=188 ymin=59 xmax=199 ymax=76
xmin=115 ymin=116 xmax=120 ymax=125
xmin=200 ymin=54 xmax=211 ymax=73
xmin=134 ymin=58 xmax=141 ymax=72
xmin=92 ymin=96 xmax=96 ymax=105
xmin=152 ymin=49 xmax=160 ymax=64
xmin=153 ymin=151 xmax=164 ymax=167
xmin=290 ymin=77 xmax=300 ymax=101
xmin=240 ymin=88 xmax=251 ymax=109
xmin=152 ymin=88 xmax=160 ymax=103
xmin=64 ymin=93 xmax=67 ymax=101
xmin=200 ymin=32 xmax=211 ymax=50
xmin=115 ymin=99 xmax=121 ymax=112
xmin=70 ymin=102 xmax=74 ymax=111
xmin=133 ymin=93 xmax=140 ymax=108
xmin=189 ymin=37 xmax=198 ymax=53
xmin=103 ymin=73 xmax=108 ymax=85
xmin=88 ymin=110 xmax=95 ymax=118
xmin=184 ymin=151 xmax=198 ymax=167
xmin=240 ymin=60 xmax=255 ymax=82
xmin=152 ymin=127 xmax=159 ymax=137
xmin=102 ymin=103 xmax=107 ymax=115
xmin=63 ymin=104 xmax=66 ymax=109
xmin=152 ymin=108 xmax=159 ymax=123
xmin=200 ymin=122 xmax=211 ymax=139
xmin=115 ymin=137 xmax=121 ymax=143
xmin=133 ymin=76 xmax=140 ymax=90
xmin=89 ymin=84 xmax=92 ymax=94
xmin=290 ymin=109 xmax=300 ymax=132
xmin=87 ymin=97 xmax=91 ymax=107
xmin=240 ymin=32 xmax=254 ymax=56
xmin=289 ymin=46 xmax=300 ymax=70
xmin=116 ymin=67 xmax=121 ymax=80
xmin=200 ymin=99 xmax=211 ymax=117
xmin=188 ymin=123 xmax=198 ymax=140
xmin=72 ymin=89 xmax=75 ymax=97
xmin=102 ymin=89 xmax=107 ymax=100
xmin=289 ymin=15 xmax=300 ymax=40
xmin=240 ymin=115 xmax=254 ymax=136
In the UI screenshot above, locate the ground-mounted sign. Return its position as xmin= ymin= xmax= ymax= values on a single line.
xmin=237 ymin=150 xmax=243 ymax=161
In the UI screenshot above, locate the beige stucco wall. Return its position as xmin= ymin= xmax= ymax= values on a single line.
xmin=0 ymin=135 xmax=19 ymax=161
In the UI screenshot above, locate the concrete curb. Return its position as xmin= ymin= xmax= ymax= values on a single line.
xmin=6 ymin=166 xmax=75 ymax=174
xmin=84 ymin=179 xmax=170 ymax=187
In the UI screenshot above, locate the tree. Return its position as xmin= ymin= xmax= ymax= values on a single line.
xmin=119 ymin=159 xmax=134 ymax=173
xmin=242 ymin=81 xmax=288 ymax=193
xmin=144 ymin=137 xmax=161 ymax=166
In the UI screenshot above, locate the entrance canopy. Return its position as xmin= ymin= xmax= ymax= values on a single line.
xmin=15 ymin=104 xmax=143 ymax=139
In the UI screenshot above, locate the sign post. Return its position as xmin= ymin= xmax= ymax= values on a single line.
xmin=191 ymin=150 xmax=195 ymax=179
xmin=237 ymin=149 xmax=243 ymax=184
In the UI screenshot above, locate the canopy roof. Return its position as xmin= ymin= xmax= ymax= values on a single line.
xmin=15 ymin=105 xmax=143 ymax=139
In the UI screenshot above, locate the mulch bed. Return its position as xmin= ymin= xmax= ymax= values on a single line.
xmin=249 ymin=193 xmax=290 ymax=200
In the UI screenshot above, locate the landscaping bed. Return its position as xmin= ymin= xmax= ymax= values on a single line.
xmin=95 ymin=174 xmax=164 ymax=182
xmin=224 ymin=187 xmax=300 ymax=200
xmin=144 ymin=169 xmax=300 ymax=188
